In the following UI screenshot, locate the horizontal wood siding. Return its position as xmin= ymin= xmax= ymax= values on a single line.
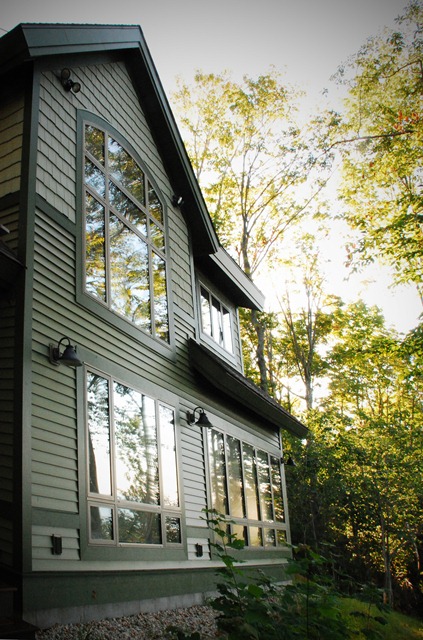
xmin=32 ymin=213 xmax=79 ymax=513
xmin=0 ymin=94 xmax=24 ymax=198
xmin=32 ymin=525 xmax=79 ymax=561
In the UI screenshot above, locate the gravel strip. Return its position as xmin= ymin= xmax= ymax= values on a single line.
xmin=36 ymin=605 xmax=219 ymax=639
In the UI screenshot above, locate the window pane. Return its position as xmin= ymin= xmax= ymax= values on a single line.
xmin=152 ymin=252 xmax=169 ymax=341
xmin=243 ymin=443 xmax=259 ymax=521
xmin=118 ymin=509 xmax=162 ymax=544
xmin=165 ymin=516 xmax=181 ymax=544
xmin=108 ymin=138 xmax=145 ymax=205
xmin=257 ymin=450 xmax=273 ymax=521
xmin=90 ymin=505 xmax=114 ymax=540
xmin=211 ymin=296 xmax=223 ymax=345
xmin=113 ymin=384 xmax=159 ymax=505
xmin=271 ymin=456 xmax=285 ymax=522
xmin=85 ymin=125 xmax=105 ymax=164
xmin=150 ymin=220 xmax=165 ymax=251
xmin=87 ymin=373 xmax=112 ymax=496
xmin=264 ymin=528 xmax=276 ymax=547
xmin=201 ymin=287 xmax=212 ymax=336
xmin=109 ymin=213 xmax=151 ymax=331
xmin=159 ymin=404 xmax=179 ymax=507
xmin=226 ymin=436 xmax=245 ymax=518
xmin=85 ymin=194 xmax=106 ymax=301
xmin=109 ymin=181 xmax=147 ymax=235
xmin=232 ymin=524 xmax=247 ymax=546
xmin=249 ymin=526 xmax=263 ymax=547
xmin=222 ymin=307 xmax=233 ymax=352
xmin=148 ymin=182 xmax=163 ymax=223
xmin=85 ymin=158 xmax=106 ymax=198
xmin=276 ymin=529 xmax=287 ymax=545
xmin=207 ymin=430 xmax=228 ymax=515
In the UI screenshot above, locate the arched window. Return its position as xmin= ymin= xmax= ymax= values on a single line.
xmin=83 ymin=123 xmax=169 ymax=342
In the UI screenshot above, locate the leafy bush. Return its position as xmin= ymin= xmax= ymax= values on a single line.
xmin=203 ymin=509 xmax=388 ymax=640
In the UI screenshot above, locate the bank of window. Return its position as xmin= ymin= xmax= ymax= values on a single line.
xmin=200 ymin=285 xmax=233 ymax=353
xmin=83 ymin=124 xmax=169 ymax=342
xmin=207 ymin=429 xmax=286 ymax=547
xmin=86 ymin=371 xmax=181 ymax=546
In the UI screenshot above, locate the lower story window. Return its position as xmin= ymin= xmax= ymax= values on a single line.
xmin=207 ymin=429 xmax=286 ymax=547
xmin=86 ymin=370 xmax=181 ymax=545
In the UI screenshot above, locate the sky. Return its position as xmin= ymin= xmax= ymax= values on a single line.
xmin=1 ymin=0 xmax=421 ymax=332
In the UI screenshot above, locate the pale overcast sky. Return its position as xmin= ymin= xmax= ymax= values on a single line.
xmin=1 ymin=0 xmax=421 ymax=331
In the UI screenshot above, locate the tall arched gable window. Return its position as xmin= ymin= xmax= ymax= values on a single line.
xmin=83 ymin=122 xmax=169 ymax=342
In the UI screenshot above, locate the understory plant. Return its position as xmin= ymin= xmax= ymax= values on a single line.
xmin=202 ymin=509 xmax=388 ymax=640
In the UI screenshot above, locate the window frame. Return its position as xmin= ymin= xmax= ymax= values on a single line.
xmin=76 ymin=112 xmax=175 ymax=356
xmin=85 ymin=366 xmax=183 ymax=549
xmin=205 ymin=426 xmax=288 ymax=549
xmin=198 ymin=281 xmax=235 ymax=355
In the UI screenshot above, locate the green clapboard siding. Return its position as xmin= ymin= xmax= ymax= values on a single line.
xmin=0 ymin=93 xmax=24 ymax=198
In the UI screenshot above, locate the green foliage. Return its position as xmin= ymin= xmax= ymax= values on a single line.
xmin=329 ymin=1 xmax=423 ymax=296
xmin=203 ymin=508 xmax=373 ymax=640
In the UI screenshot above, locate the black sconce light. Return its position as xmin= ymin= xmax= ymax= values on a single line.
xmin=49 ymin=336 xmax=83 ymax=368
xmin=195 ymin=543 xmax=203 ymax=558
xmin=60 ymin=68 xmax=81 ymax=94
xmin=187 ymin=407 xmax=213 ymax=428
xmin=281 ymin=456 xmax=296 ymax=467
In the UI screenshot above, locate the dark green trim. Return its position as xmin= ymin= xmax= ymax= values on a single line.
xmin=12 ymin=61 xmax=40 ymax=577
xmin=35 ymin=194 xmax=76 ymax=235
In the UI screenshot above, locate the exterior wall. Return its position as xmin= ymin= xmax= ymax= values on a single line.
xmin=0 ymin=93 xmax=24 ymax=198
xmin=18 ymin=57 xmax=291 ymax=625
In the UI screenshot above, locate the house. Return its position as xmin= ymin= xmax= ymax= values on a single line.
xmin=0 ymin=23 xmax=308 ymax=631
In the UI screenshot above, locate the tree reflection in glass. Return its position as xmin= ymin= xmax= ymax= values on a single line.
xmin=226 ymin=436 xmax=246 ymax=518
xmin=85 ymin=194 xmax=106 ymax=301
xmin=109 ymin=213 xmax=151 ymax=332
xmin=148 ymin=182 xmax=163 ymax=224
xmin=152 ymin=252 xmax=169 ymax=341
xmin=242 ymin=443 xmax=260 ymax=521
xmin=84 ymin=126 xmax=169 ymax=342
xmin=208 ymin=430 xmax=229 ymax=515
xmin=159 ymin=405 xmax=179 ymax=507
xmin=87 ymin=373 xmax=112 ymax=496
xmin=165 ymin=516 xmax=181 ymax=543
xmin=257 ymin=450 xmax=273 ymax=521
xmin=113 ymin=383 xmax=159 ymax=505
xmin=109 ymin=181 xmax=147 ymax=236
xmin=271 ymin=456 xmax=285 ymax=522
xmin=118 ymin=508 xmax=161 ymax=544
xmin=108 ymin=138 xmax=145 ymax=205
xmin=85 ymin=125 xmax=105 ymax=165
xmin=90 ymin=505 xmax=114 ymax=541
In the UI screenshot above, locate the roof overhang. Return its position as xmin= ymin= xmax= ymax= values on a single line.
xmin=195 ymin=247 xmax=264 ymax=310
xmin=189 ymin=339 xmax=308 ymax=438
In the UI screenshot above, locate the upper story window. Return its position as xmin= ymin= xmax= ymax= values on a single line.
xmin=207 ymin=428 xmax=286 ymax=547
xmin=200 ymin=284 xmax=233 ymax=353
xmin=83 ymin=124 xmax=169 ymax=342
xmin=87 ymin=370 xmax=181 ymax=546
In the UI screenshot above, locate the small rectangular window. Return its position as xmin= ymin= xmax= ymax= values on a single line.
xmin=199 ymin=283 xmax=234 ymax=353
